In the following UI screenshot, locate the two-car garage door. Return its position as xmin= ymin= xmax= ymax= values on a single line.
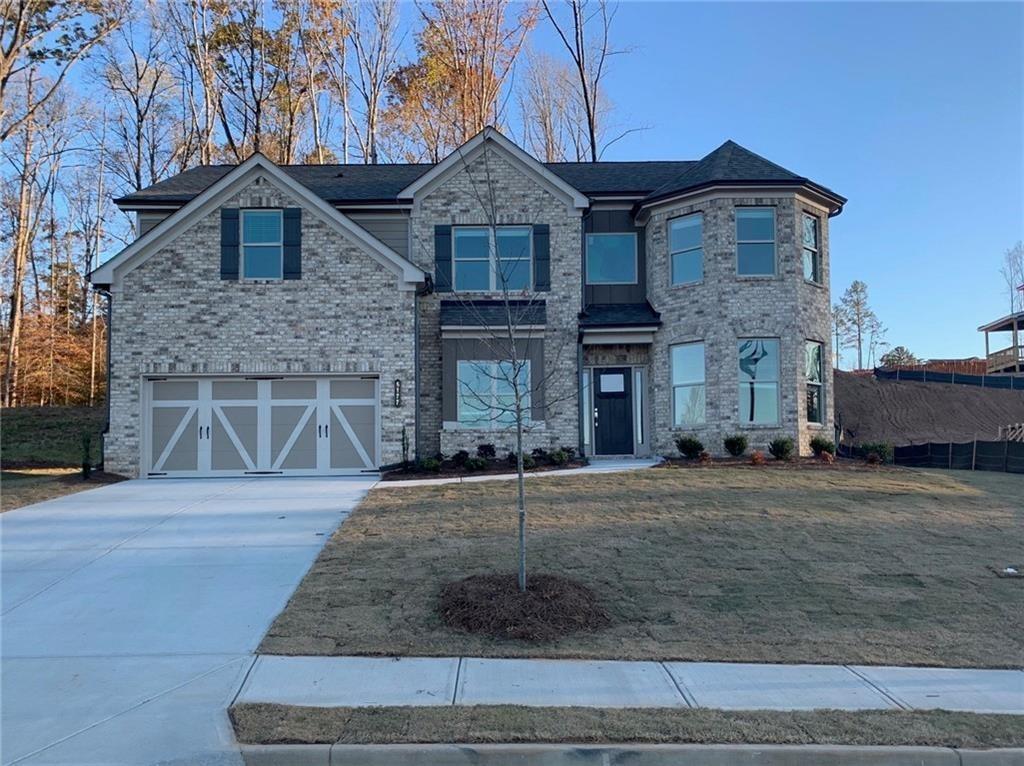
xmin=145 ymin=377 xmax=380 ymax=477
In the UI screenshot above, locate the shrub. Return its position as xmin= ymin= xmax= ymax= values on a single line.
xmin=860 ymin=441 xmax=893 ymax=464
xmin=550 ymin=448 xmax=569 ymax=466
xmin=723 ymin=434 xmax=748 ymax=457
xmin=698 ymin=450 xmax=712 ymax=464
xmin=675 ymin=435 xmax=704 ymax=460
xmin=819 ymin=451 xmax=835 ymax=465
xmin=420 ymin=457 xmax=441 ymax=473
xmin=559 ymin=446 xmax=577 ymax=461
xmin=750 ymin=450 xmax=766 ymax=465
xmin=810 ymin=436 xmax=836 ymax=456
xmin=464 ymin=456 xmax=489 ymax=471
xmin=531 ymin=447 xmax=550 ymax=464
xmin=452 ymin=449 xmax=470 ymax=467
xmin=476 ymin=443 xmax=496 ymax=459
xmin=506 ymin=451 xmax=536 ymax=470
xmin=768 ymin=437 xmax=795 ymax=461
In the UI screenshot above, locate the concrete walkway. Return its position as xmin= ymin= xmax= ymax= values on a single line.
xmin=1 ymin=476 xmax=376 ymax=766
xmin=375 ymin=457 xmax=662 ymax=488
xmin=236 ymin=655 xmax=1024 ymax=714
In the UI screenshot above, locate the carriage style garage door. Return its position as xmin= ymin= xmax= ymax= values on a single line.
xmin=145 ymin=377 xmax=380 ymax=477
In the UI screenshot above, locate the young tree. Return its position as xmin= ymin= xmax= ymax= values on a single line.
xmin=830 ymin=302 xmax=848 ymax=369
xmin=879 ymin=346 xmax=920 ymax=368
xmin=837 ymin=280 xmax=884 ymax=370
xmin=518 ymin=50 xmax=577 ymax=162
xmin=1000 ymin=241 xmax=1024 ymax=314
xmin=348 ymin=0 xmax=401 ymax=163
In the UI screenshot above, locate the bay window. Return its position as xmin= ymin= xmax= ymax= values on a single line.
xmin=669 ymin=213 xmax=703 ymax=285
xmin=671 ymin=342 xmax=706 ymax=426
xmin=806 ymin=340 xmax=824 ymax=424
xmin=738 ymin=338 xmax=780 ymax=425
xmin=736 ymin=207 xmax=775 ymax=276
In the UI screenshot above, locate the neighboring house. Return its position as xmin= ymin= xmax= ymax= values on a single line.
xmin=979 ymin=311 xmax=1024 ymax=373
xmin=90 ymin=128 xmax=845 ymax=478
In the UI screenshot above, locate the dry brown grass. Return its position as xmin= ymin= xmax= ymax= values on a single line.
xmin=230 ymin=703 xmax=1024 ymax=748
xmin=1 ymin=469 xmax=125 ymax=512
xmin=259 ymin=467 xmax=1024 ymax=667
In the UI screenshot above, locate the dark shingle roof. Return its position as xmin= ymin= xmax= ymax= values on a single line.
xmin=579 ymin=302 xmax=662 ymax=328
xmin=440 ymin=300 xmax=546 ymax=327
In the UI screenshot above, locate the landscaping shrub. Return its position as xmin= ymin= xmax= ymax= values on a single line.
xmin=723 ymin=434 xmax=748 ymax=457
xmin=819 ymin=451 xmax=835 ymax=465
xmin=675 ymin=435 xmax=704 ymax=460
xmin=698 ymin=450 xmax=712 ymax=464
xmin=420 ymin=457 xmax=441 ymax=473
xmin=531 ymin=447 xmax=550 ymax=464
xmin=559 ymin=446 xmax=577 ymax=461
xmin=860 ymin=441 xmax=893 ymax=464
xmin=750 ymin=450 xmax=766 ymax=465
xmin=549 ymin=448 xmax=569 ymax=466
xmin=506 ymin=451 xmax=536 ymax=469
xmin=452 ymin=450 xmax=470 ymax=467
xmin=476 ymin=443 xmax=496 ymax=459
xmin=810 ymin=436 xmax=836 ymax=456
xmin=768 ymin=437 xmax=795 ymax=461
xmin=464 ymin=456 xmax=489 ymax=472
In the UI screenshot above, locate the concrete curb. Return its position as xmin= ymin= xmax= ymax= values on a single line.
xmin=240 ymin=743 xmax=1024 ymax=766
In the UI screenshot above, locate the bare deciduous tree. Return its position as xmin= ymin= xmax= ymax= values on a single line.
xmin=1000 ymin=241 xmax=1024 ymax=315
xmin=348 ymin=0 xmax=400 ymax=163
xmin=837 ymin=280 xmax=885 ymax=370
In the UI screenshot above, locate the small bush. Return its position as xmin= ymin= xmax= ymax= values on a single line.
xmin=531 ymin=447 xmax=550 ymax=464
xmin=810 ymin=436 xmax=836 ymax=456
xmin=420 ymin=457 xmax=441 ymax=473
xmin=819 ymin=451 xmax=835 ymax=465
xmin=464 ymin=456 xmax=489 ymax=471
xmin=452 ymin=449 xmax=470 ymax=467
xmin=506 ymin=451 xmax=536 ymax=470
xmin=768 ymin=437 xmax=795 ymax=461
xmin=750 ymin=450 xmax=766 ymax=465
xmin=559 ymin=446 xmax=577 ymax=461
xmin=550 ymin=448 xmax=569 ymax=466
xmin=476 ymin=443 xmax=496 ymax=459
xmin=723 ymin=434 xmax=748 ymax=457
xmin=860 ymin=441 xmax=893 ymax=464
xmin=698 ymin=450 xmax=712 ymax=464
xmin=675 ymin=435 xmax=704 ymax=460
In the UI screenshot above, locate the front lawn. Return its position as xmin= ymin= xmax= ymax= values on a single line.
xmin=260 ymin=467 xmax=1024 ymax=668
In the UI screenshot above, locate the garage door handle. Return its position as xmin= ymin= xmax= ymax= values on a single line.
xmin=206 ymin=426 xmax=210 ymax=439
xmin=318 ymin=425 xmax=322 ymax=438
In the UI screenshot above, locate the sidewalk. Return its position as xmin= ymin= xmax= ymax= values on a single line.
xmin=235 ymin=655 xmax=1024 ymax=714
xmin=374 ymin=457 xmax=662 ymax=488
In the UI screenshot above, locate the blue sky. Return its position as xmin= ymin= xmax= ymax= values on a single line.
xmin=537 ymin=1 xmax=1022 ymax=361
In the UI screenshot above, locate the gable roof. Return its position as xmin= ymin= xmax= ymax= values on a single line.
xmin=91 ymin=153 xmax=427 ymax=290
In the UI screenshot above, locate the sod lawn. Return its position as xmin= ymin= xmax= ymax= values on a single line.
xmin=259 ymin=466 xmax=1023 ymax=668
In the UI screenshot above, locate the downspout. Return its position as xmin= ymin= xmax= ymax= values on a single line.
xmin=99 ymin=287 xmax=112 ymax=468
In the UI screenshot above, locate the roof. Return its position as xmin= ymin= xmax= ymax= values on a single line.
xmin=440 ymin=299 xmax=546 ymax=327
xmin=978 ymin=311 xmax=1024 ymax=333
xmin=578 ymin=302 xmax=662 ymax=328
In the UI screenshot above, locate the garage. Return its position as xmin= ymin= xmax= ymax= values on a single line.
xmin=145 ymin=376 xmax=380 ymax=477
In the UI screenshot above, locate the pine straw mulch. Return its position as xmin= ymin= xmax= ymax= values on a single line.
xmin=437 ymin=573 xmax=611 ymax=641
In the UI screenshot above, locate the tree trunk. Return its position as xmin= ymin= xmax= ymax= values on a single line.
xmin=516 ymin=409 xmax=527 ymax=592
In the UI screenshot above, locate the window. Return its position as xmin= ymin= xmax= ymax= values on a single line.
xmin=670 ymin=214 xmax=703 ymax=285
xmin=671 ymin=342 xmax=706 ymax=426
xmin=453 ymin=227 xmax=531 ymax=291
xmin=736 ymin=208 xmax=775 ymax=276
xmin=805 ymin=341 xmax=824 ymax=424
xmin=802 ymin=214 xmax=821 ymax=283
xmin=586 ymin=233 xmax=637 ymax=284
xmin=241 ymin=210 xmax=283 ymax=279
xmin=457 ymin=360 xmax=531 ymax=428
xmin=738 ymin=338 xmax=780 ymax=425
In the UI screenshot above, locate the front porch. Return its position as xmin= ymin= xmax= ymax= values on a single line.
xmin=979 ymin=311 xmax=1024 ymax=373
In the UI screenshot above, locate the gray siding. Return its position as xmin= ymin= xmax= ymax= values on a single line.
xmin=347 ymin=213 xmax=410 ymax=258
xmin=138 ymin=213 xmax=168 ymax=237
xmin=441 ymin=337 xmax=546 ymax=422
xmin=584 ymin=209 xmax=647 ymax=305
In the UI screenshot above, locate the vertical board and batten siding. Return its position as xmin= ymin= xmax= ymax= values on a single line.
xmin=347 ymin=213 xmax=411 ymax=259
xmin=440 ymin=337 xmax=546 ymax=422
xmin=584 ymin=209 xmax=647 ymax=305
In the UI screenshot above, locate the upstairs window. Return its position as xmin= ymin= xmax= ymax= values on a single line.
xmin=738 ymin=338 xmax=780 ymax=425
xmin=802 ymin=214 xmax=821 ymax=283
xmin=736 ymin=207 xmax=775 ymax=276
xmin=671 ymin=342 xmax=706 ymax=426
xmin=453 ymin=226 xmax=532 ymax=291
xmin=586 ymin=233 xmax=637 ymax=285
xmin=241 ymin=210 xmax=283 ymax=279
xmin=805 ymin=340 xmax=824 ymax=424
xmin=457 ymin=360 xmax=531 ymax=428
xmin=669 ymin=213 xmax=703 ymax=285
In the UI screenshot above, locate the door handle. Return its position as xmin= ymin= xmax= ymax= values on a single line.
xmin=593 ymin=407 xmax=599 ymax=429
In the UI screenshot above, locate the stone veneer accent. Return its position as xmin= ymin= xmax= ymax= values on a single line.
xmin=644 ymin=194 xmax=833 ymax=456
xmin=105 ymin=178 xmax=417 ymax=476
xmin=409 ymin=146 xmax=582 ymax=458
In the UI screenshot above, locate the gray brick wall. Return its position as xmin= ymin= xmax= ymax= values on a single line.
xmin=106 ymin=179 xmax=417 ymax=476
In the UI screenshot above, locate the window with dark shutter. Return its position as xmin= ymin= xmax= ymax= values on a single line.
xmin=532 ymin=224 xmax=550 ymax=292
xmin=220 ymin=209 xmax=240 ymax=280
xmin=283 ymin=208 xmax=302 ymax=279
xmin=434 ymin=225 xmax=452 ymax=292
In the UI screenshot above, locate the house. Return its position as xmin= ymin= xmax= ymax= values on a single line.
xmin=89 ymin=128 xmax=845 ymax=478
xmin=979 ymin=311 xmax=1024 ymax=373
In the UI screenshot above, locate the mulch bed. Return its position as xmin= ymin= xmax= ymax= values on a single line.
xmin=438 ymin=573 xmax=611 ymax=641
xmin=656 ymin=455 xmax=893 ymax=471
xmin=381 ymin=459 xmax=587 ymax=481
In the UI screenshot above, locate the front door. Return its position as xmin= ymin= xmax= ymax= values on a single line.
xmin=593 ymin=367 xmax=634 ymax=455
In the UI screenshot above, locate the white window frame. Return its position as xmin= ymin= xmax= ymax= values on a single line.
xmin=456 ymin=359 xmax=531 ymax=429
xmin=802 ymin=213 xmax=821 ymax=284
xmin=736 ymin=207 xmax=776 ymax=277
xmin=453 ymin=226 xmax=533 ymax=292
xmin=737 ymin=337 xmax=781 ymax=426
xmin=669 ymin=213 xmax=703 ymax=286
xmin=240 ymin=209 xmax=284 ymax=280
xmin=671 ymin=341 xmax=706 ymax=426
xmin=585 ymin=232 xmax=639 ymax=286
xmin=805 ymin=340 xmax=825 ymax=425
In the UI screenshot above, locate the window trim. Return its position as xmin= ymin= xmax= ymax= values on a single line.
xmin=452 ymin=225 xmax=533 ymax=293
xmin=802 ymin=213 xmax=821 ymax=285
xmin=805 ymin=339 xmax=825 ymax=425
xmin=585 ymin=231 xmax=639 ymax=286
xmin=240 ymin=208 xmax=284 ymax=280
xmin=670 ymin=340 xmax=707 ymax=427
xmin=737 ymin=337 xmax=781 ymax=427
xmin=735 ymin=206 xmax=777 ymax=278
xmin=456 ymin=359 xmax=532 ymax=429
xmin=669 ymin=212 xmax=704 ymax=286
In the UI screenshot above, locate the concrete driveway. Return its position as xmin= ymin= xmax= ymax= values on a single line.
xmin=1 ymin=476 xmax=375 ymax=766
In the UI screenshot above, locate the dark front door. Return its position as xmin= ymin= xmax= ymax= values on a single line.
xmin=593 ymin=367 xmax=634 ymax=455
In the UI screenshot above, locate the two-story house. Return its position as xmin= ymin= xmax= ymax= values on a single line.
xmin=89 ymin=128 xmax=845 ymax=478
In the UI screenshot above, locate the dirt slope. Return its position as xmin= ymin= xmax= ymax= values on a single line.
xmin=834 ymin=371 xmax=1024 ymax=446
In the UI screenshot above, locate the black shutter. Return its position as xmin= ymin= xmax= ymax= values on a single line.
xmin=220 ymin=209 xmax=239 ymax=280
xmin=434 ymin=225 xmax=452 ymax=292
xmin=533 ymin=224 xmax=550 ymax=292
xmin=283 ymin=208 xmax=302 ymax=280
